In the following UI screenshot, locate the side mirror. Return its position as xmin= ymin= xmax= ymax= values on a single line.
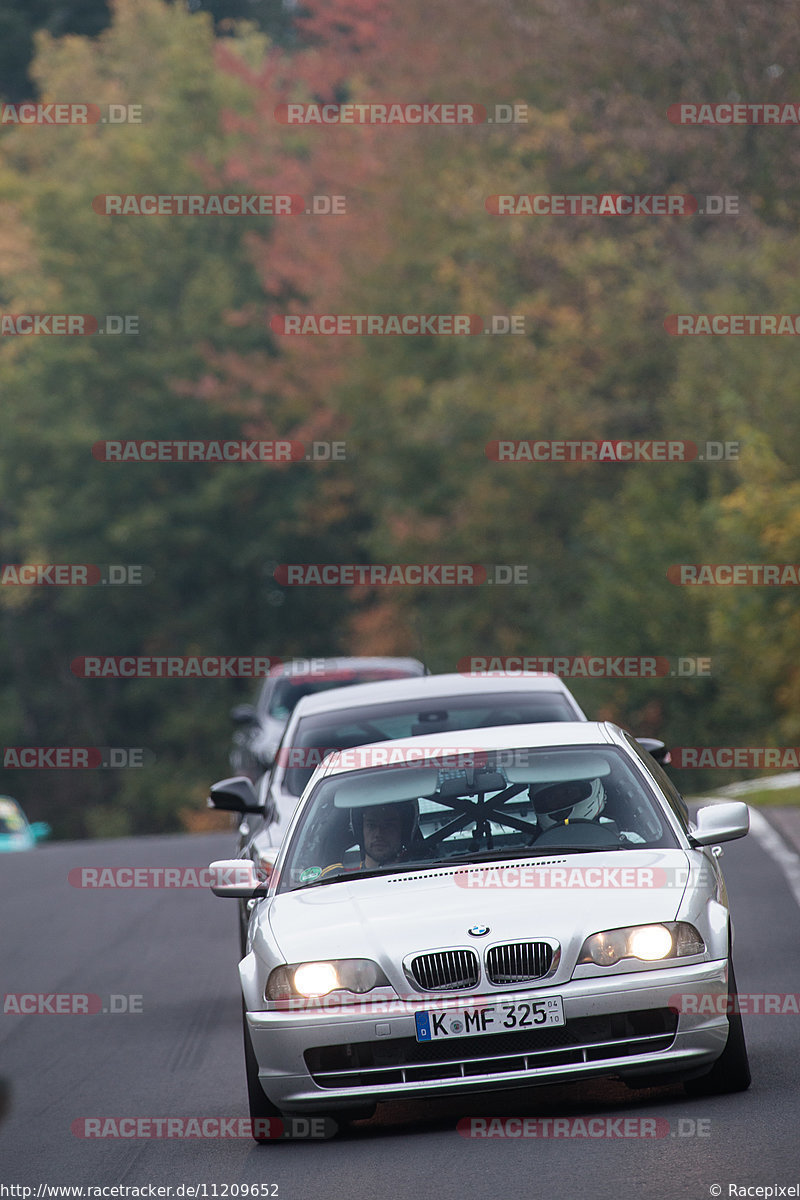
xmin=208 ymin=859 xmax=269 ymax=898
xmin=29 ymin=822 xmax=51 ymax=842
xmin=690 ymin=801 xmax=749 ymax=846
xmin=230 ymin=704 xmax=259 ymax=726
xmin=207 ymin=776 xmax=262 ymax=814
xmin=636 ymin=737 xmax=670 ymax=765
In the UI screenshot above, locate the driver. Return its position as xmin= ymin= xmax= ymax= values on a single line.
xmin=321 ymin=799 xmax=420 ymax=875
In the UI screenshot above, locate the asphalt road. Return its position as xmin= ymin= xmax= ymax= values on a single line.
xmin=1 ymin=824 xmax=799 ymax=1200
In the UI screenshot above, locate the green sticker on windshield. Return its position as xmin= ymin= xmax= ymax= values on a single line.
xmin=299 ymin=866 xmax=322 ymax=882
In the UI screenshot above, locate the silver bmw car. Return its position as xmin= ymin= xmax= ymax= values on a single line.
xmin=210 ymin=721 xmax=750 ymax=1141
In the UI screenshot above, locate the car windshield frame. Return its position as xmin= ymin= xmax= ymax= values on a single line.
xmin=276 ymin=691 xmax=581 ymax=797
xmin=276 ymin=743 xmax=681 ymax=893
xmin=264 ymin=670 xmax=417 ymax=721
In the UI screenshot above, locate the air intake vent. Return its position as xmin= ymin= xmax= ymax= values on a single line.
xmin=485 ymin=941 xmax=555 ymax=984
xmin=409 ymin=949 xmax=480 ymax=991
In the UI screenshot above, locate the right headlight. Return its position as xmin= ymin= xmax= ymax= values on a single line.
xmin=265 ymin=958 xmax=390 ymax=1002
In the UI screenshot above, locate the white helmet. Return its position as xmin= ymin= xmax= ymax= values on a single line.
xmin=533 ymin=778 xmax=606 ymax=832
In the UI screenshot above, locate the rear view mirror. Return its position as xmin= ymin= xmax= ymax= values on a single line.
xmin=636 ymin=737 xmax=671 ymax=764
xmin=230 ymin=704 xmax=258 ymax=726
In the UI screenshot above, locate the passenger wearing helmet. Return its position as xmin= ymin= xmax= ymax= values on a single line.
xmin=532 ymin=778 xmax=607 ymax=831
xmin=321 ymin=799 xmax=420 ymax=876
xmin=532 ymin=777 xmax=645 ymax=843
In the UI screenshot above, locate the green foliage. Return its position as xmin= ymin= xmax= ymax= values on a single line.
xmin=4 ymin=0 xmax=800 ymax=836
xmin=0 ymin=0 xmax=361 ymax=836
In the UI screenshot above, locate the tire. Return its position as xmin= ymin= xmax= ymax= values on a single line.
xmin=684 ymin=957 xmax=751 ymax=1096
xmin=242 ymin=1004 xmax=342 ymax=1142
xmin=238 ymin=902 xmax=248 ymax=958
xmin=242 ymin=1003 xmax=283 ymax=1143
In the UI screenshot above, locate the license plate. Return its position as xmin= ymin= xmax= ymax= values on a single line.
xmin=415 ymin=997 xmax=564 ymax=1041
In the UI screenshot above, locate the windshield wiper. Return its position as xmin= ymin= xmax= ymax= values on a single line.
xmin=442 ymin=844 xmax=626 ymax=863
xmin=291 ymin=860 xmax=433 ymax=889
xmin=288 ymin=843 xmax=631 ymax=890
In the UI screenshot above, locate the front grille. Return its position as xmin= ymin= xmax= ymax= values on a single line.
xmin=305 ymin=1008 xmax=678 ymax=1089
xmin=409 ymin=950 xmax=480 ymax=991
xmin=486 ymin=942 xmax=554 ymax=984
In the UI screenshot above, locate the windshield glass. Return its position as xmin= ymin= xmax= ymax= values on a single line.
xmin=277 ymin=745 xmax=678 ymax=892
xmin=278 ymin=693 xmax=580 ymax=796
xmin=266 ymin=671 xmax=413 ymax=721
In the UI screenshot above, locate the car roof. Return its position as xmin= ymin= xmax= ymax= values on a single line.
xmin=287 ymin=671 xmax=583 ymax=719
xmin=267 ymin=656 xmax=425 ymax=679
xmin=319 ymin=720 xmax=623 ymax=777
xmin=315 ymin=720 xmax=627 ymax=780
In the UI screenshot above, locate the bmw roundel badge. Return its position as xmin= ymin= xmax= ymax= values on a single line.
xmin=468 ymin=924 xmax=490 ymax=937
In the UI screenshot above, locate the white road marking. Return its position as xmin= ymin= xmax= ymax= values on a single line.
xmin=746 ymin=807 xmax=800 ymax=911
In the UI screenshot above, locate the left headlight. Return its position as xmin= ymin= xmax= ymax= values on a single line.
xmin=266 ymin=959 xmax=390 ymax=1001
xmin=577 ymin=922 xmax=705 ymax=967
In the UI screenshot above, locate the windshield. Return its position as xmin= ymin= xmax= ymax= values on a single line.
xmin=266 ymin=671 xmax=414 ymax=721
xmin=277 ymin=745 xmax=678 ymax=892
xmin=278 ymin=692 xmax=581 ymax=796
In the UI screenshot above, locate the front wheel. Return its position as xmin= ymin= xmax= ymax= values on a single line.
xmin=684 ymin=957 xmax=751 ymax=1096
xmin=242 ymin=1005 xmax=341 ymax=1142
xmin=242 ymin=1005 xmax=283 ymax=1143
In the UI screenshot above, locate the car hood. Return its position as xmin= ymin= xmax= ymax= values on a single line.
xmin=265 ymin=848 xmax=693 ymax=987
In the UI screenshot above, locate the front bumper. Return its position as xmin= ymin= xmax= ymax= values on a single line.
xmin=246 ymin=958 xmax=729 ymax=1113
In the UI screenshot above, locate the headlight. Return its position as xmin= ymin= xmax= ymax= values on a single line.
xmin=577 ymin=922 xmax=704 ymax=967
xmin=293 ymin=962 xmax=339 ymax=996
xmin=266 ymin=958 xmax=389 ymax=1001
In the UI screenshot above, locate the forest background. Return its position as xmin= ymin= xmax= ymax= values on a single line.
xmin=1 ymin=0 xmax=798 ymax=838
